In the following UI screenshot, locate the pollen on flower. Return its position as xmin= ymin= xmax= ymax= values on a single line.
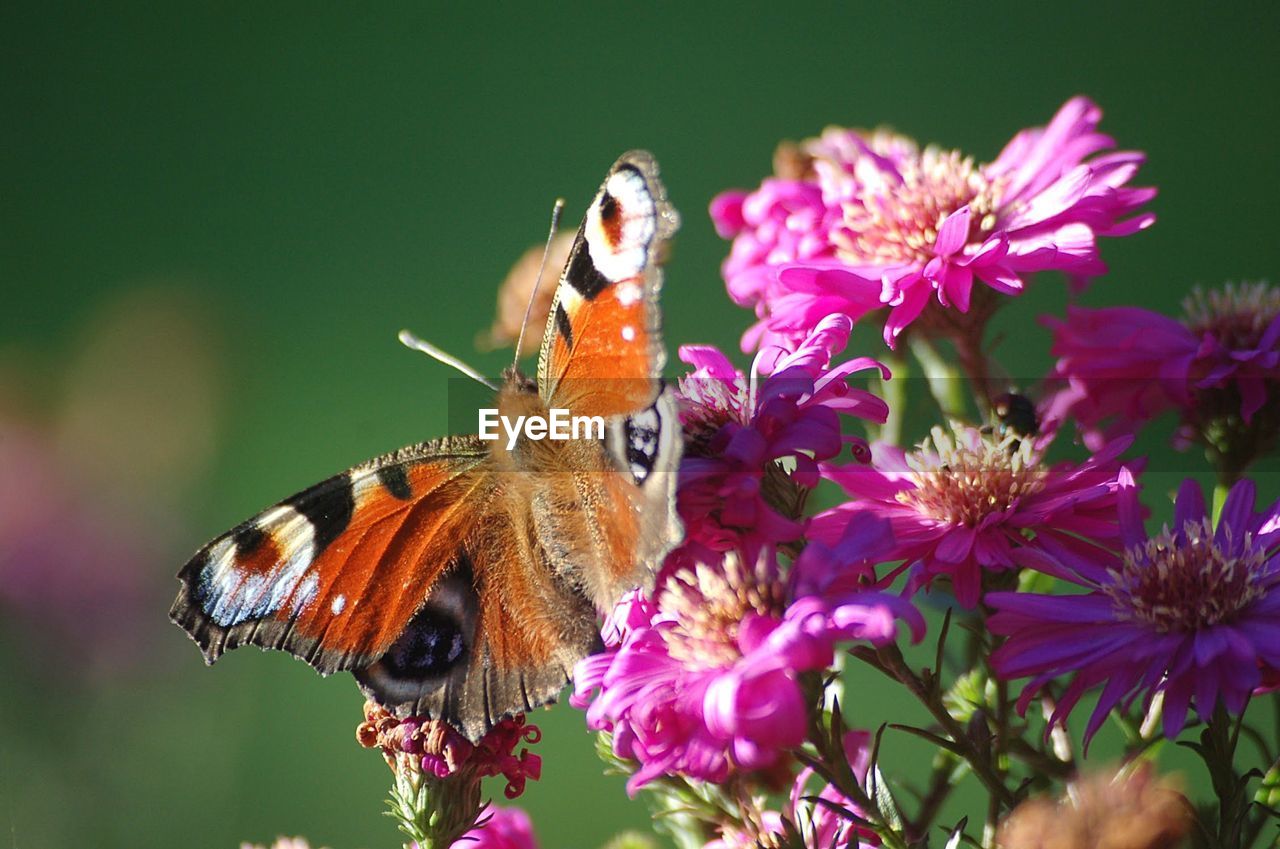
xmin=1105 ymin=518 xmax=1267 ymax=632
xmin=1182 ymin=281 xmax=1280 ymax=350
xmin=827 ymin=136 xmax=1003 ymax=267
xmin=659 ymin=551 xmax=786 ymax=668
xmin=676 ymin=373 xmax=751 ymax=446
xmin=897 ymin=424 xmax=1046 ymax=527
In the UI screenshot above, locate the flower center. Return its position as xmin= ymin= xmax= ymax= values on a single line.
xmin=677 ymin=373 xmax=750 ymax=450
xmin=897 ymin=425 xmax=1046 ymax=527
xmin=1182 ymin=282 xmax=1280 ymax=351
xmin=827 ymin=138 xmax=1003 ymax=266
xmin=1106 ymin=519 xmax=1266 ymax=632
xmin=659 ymin=552 xmax=786 ymax=669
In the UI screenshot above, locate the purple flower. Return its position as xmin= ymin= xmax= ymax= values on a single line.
xmin=1045 ymin=282 xmax=1280 ymax=460
xmin=451 ymin=807 xmax=538 ymax=849
xmin=989 ymin=472 xmax=1280 ymax=744
xmin=675 ymin=314 xmax=888 ymax=555
xmin=712 ymin=97 xmax=1155 ymax=349
xmin=811 ymin=425 xmax=1132 ymax=608
xmin=572 ymin=548 xmax=919 ymax=793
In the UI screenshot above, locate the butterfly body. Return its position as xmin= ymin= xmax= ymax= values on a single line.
xmin=171 ymin=152 xmax=682 ymax=741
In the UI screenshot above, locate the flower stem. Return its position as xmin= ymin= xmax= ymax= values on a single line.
xmin=952 ymin=330 xmax=995 ymax=419
xmin=853 ymin=643 xmax=1017 ymax=810
xmin=983 ymin=674 xmax=1011 ymax=848
xmin=880 ymin=349 xmax=908 ymax=445
xmin=908 ymin=336 xmax=968 ymax=422
xmin=1199 ymin=702 xmax=1251 ymax=849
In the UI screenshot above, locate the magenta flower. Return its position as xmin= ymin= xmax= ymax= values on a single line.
xmin=451 ymin=807 xmax=538 ymax=849
xmin=811 ymin=424 xmax=1132 ymax=607
xmin=675 ymin=314 xmax=888 ymax=555
xmin=572 ymin=548 xmax=918 ymax=792
xmin=712 ymin=97 xmax=1155 ymax=348
xmin=989 ymin=472 xmax=1280 ymax=744
xmin=1044 ymin=282 xmax=1280 ymax=461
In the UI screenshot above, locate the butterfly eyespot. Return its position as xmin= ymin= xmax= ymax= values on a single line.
xmin=382 ymin=609 xmax=467 ymax=678
xmin=599 ymin=191 xmax=619 ymax=221
xmin=232 ymin=523 xmax=267 ymax=555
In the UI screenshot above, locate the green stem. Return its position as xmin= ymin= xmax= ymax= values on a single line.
xmin=1201 ymin=703 xmax=1249 ymax=849
xmin=908 ymin=336 xmax=968 ymax=423
xmin=984 ymin=674 xmax=1011 ymax=849
xmin=854 ymin=643 xmax=1017 ymax=809
xmin=952 ymin=329 xmax=995 ymax=419
xmin=879 ymin=349 xmax=908 ymax=446
xmin=801 ymin=700 xmax=910 ymax=849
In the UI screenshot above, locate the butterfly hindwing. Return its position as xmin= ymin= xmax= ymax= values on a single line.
xmin=355 ymin=498 xmax=603 ymax=740
xmin=537 ymin=151 xmax=679 ymax=419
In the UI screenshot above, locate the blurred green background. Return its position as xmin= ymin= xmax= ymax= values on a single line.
xmin=2 ymin=3 xmax=1279 ymax=848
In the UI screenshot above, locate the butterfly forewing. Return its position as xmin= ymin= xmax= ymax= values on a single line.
xmin=537 ymin=151 xmax=679 ymax=418
xmin=171 ymin=436 xmax=490 ymax=673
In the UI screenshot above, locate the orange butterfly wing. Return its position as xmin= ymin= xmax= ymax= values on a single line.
xmin=537 ymin=151 xmax=679 ymax=418
xmin=170 ymin=436 xmax=489 ymax=673
xmin=172 ymin=151 xmax=682 ymax=742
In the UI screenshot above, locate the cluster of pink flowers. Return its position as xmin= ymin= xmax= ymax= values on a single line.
xmin=1044 ymin=283 xmax=1280 ymax=464
xmin=391 ymin=97 xmax=1280 ymax=849
xmin=711 ymin=97 xmax=1155 ymax=349
xmin=674 ymin=313 xmax=888 ymax=558
xmin=572 ymin=546 xmax=921 ymax=793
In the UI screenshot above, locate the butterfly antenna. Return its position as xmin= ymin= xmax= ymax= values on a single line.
xmin=511 ymin=198 xmax=566 ymax=371
xmin=398 ymin=329 xmax=501 ymax=392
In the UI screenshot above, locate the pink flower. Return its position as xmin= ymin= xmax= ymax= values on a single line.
xmin=1045 ymin=282 xmax=1280 ymax=463
xmin=675 ymin=314 xmax=888 ymax=556
xmin=989 ymin=473 xmax=1280 ymax=745
xmin=712 ymin=97 xmax=1155 ymax=349
xmin=572 ymin=548 xmax=918 ymax=793
xmin=811 ymin=424 xmax=1132 ymax=607
xmin=451 ymin=807 xmax=538 ymax=849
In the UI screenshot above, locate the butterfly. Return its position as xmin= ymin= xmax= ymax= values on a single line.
xmin=170 ymin=151 xmax=683 ymax=742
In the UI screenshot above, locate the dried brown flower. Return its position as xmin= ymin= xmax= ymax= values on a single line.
xmin=480 ymin=231 xmax=576 ymax=356
xmin=998 ymin=764 xmax=1191 ymax=849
